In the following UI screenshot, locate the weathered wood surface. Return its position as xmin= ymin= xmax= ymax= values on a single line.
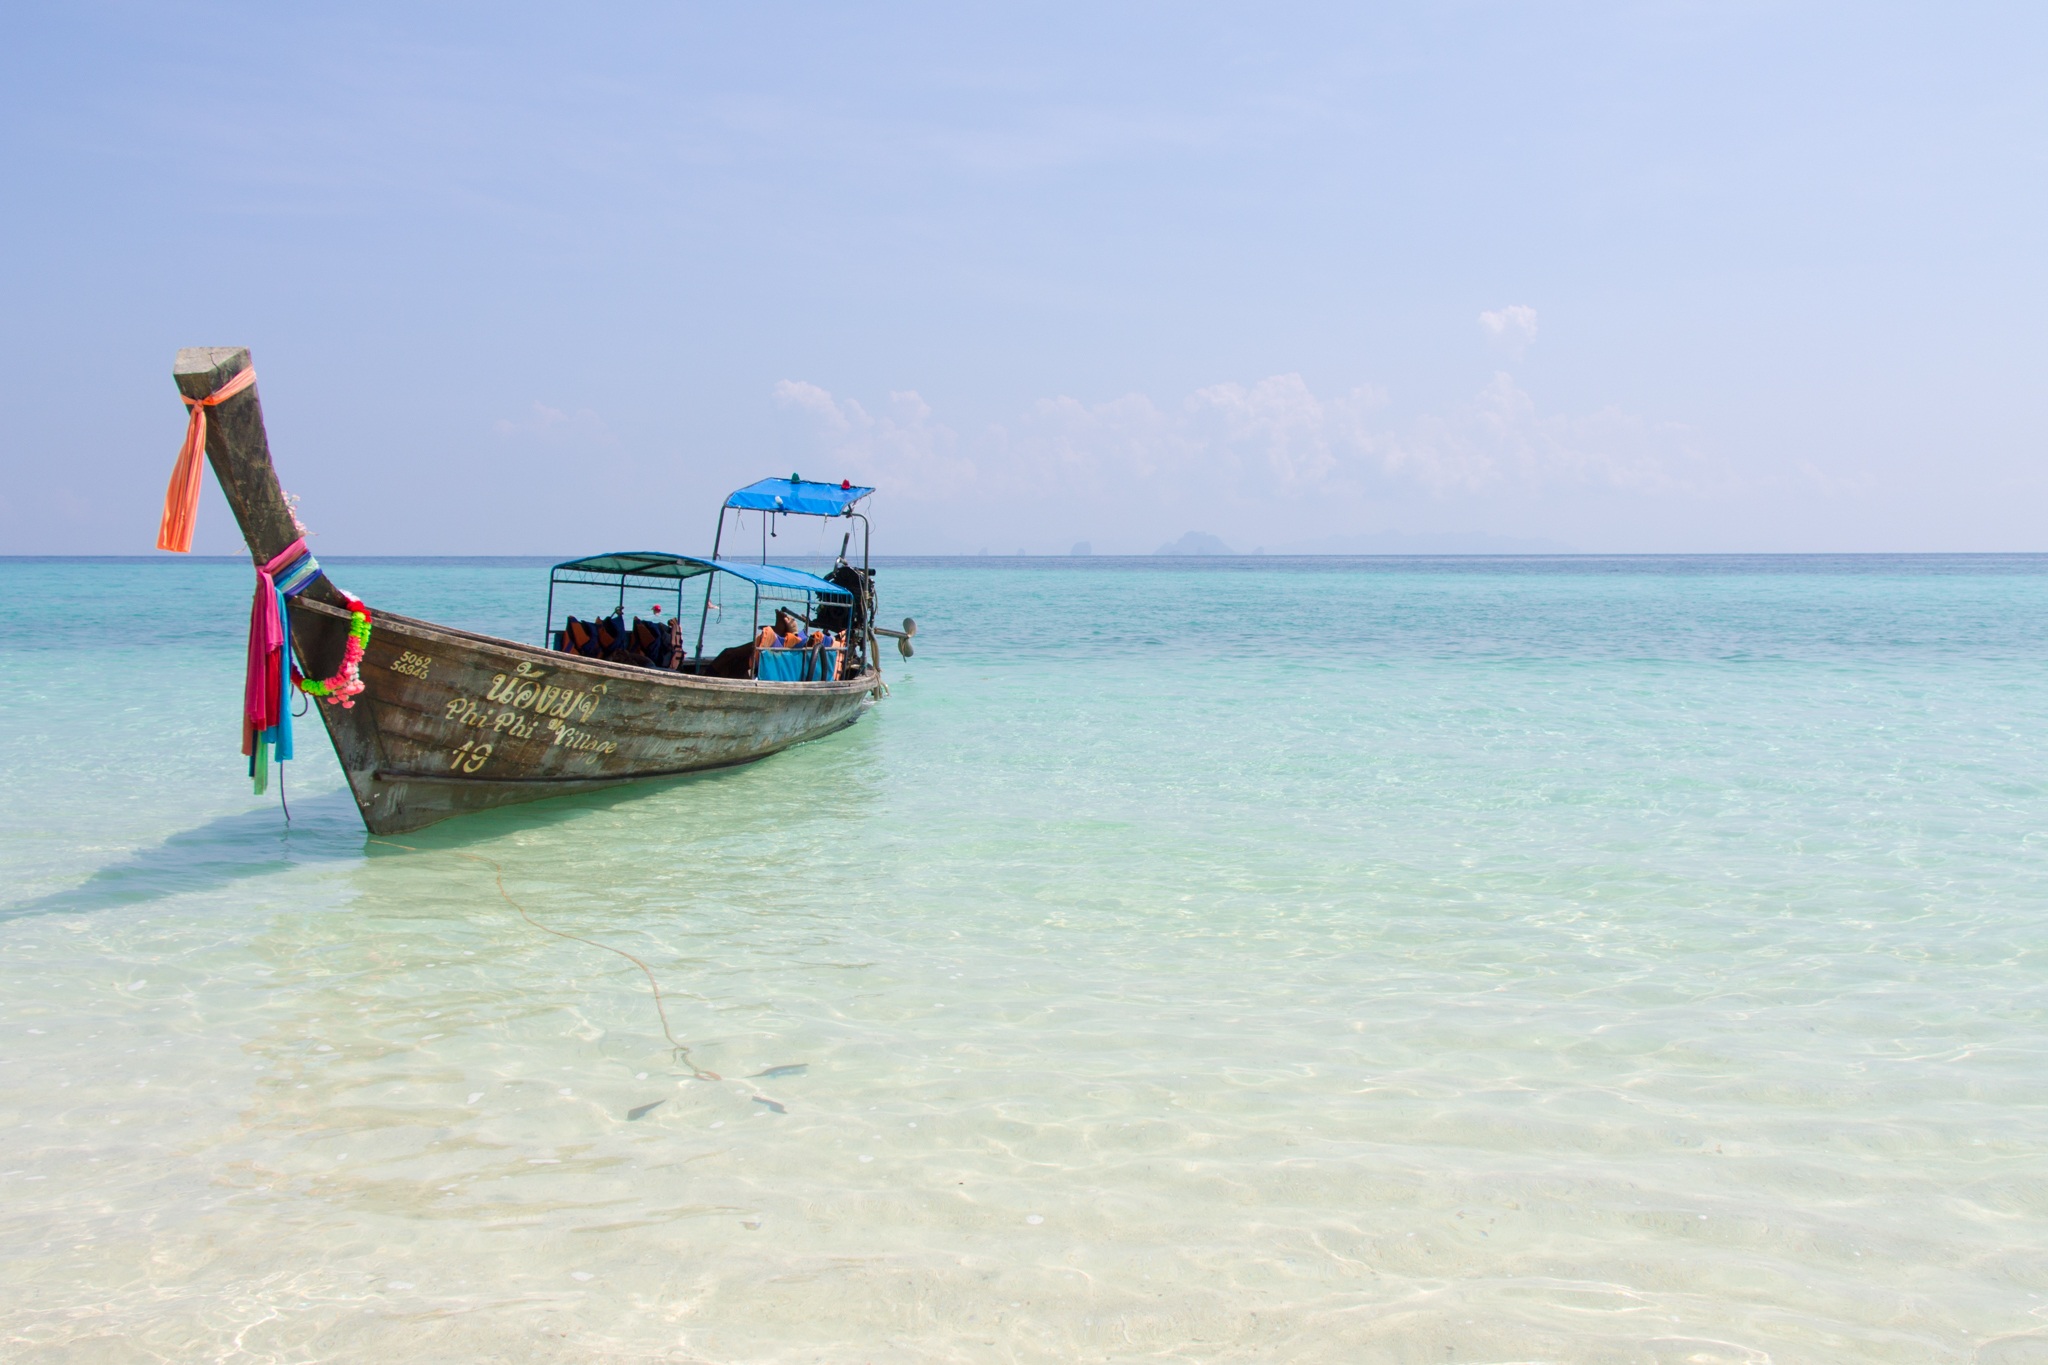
xmin=178 ymin=345 xmax=877 ymax=835
xmin=173 ymin=347 xmax=344 ymax=609
xmin=297 ymin=598 xmax=873 ymax=833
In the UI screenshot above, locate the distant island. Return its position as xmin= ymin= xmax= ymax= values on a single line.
xmin=1153 ymin=530 xmax=1573 ymax=555
xmin=1154 ymin=531 xmax=1236 ymax=555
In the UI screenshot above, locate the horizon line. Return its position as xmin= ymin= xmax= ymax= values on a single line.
xmin=9 ymin=550 xmax=2048 ymax=563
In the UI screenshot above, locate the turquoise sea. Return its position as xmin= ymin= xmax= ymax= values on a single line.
xmin=4 ymin=554 xmax=2047 ymax=1364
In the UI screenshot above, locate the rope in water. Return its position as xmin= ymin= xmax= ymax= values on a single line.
xmin=368 ymin=839 xmax=721 ymax=1082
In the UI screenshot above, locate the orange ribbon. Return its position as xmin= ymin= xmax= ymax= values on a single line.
xmin=156 ymin=366 xmax=257 ymax=553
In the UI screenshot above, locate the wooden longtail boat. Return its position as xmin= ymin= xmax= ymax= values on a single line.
xmin=171 ymin=346 xmax=899 ymax=835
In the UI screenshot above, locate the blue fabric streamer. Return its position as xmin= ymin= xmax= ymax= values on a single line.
xmin=250 ymin=552 xmax=321 ymax=793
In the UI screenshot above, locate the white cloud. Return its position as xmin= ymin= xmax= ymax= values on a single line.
xmin=1186 ymin=374 xmax=1384 ymax=491
xmin=1478 ymin=304 xmax=1539 ymax=353
xmin=772 ymin=380 xmax=977 ymax=496
xmin=1387 ymin=372 xmax=1702 ymax=495
xmin=773 ymin=370 xmax=1705 ymax=544
xmin=1008 ymin=391 xmax=1181 ymax=488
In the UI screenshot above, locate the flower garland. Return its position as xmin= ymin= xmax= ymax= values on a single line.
xmin=292 ymin=600 xmax=372 ymax=708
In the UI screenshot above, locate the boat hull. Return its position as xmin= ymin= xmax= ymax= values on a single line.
xmin=291 ymin=597 xmax=875 ymax=834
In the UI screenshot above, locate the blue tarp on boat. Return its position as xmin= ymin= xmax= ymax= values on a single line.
xmin=710 ymin=559 xmax=851 ymax=597
xmin=756 ymin=646 xmax=841 ymax=682
xmin=725 ymin=476 xmax=874 ymax=517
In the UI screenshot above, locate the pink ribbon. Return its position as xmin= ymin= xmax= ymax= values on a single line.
xmin=242 ymin=538 xmax=307 ymax=755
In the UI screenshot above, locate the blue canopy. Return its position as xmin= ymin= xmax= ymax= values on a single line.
xmin=551 ymin=551 xmax=849 ymax=599
xmin=725 ymin=475 xmax=874 ymax=517
xmin=709 ymin=557 xmax=850 ymax=598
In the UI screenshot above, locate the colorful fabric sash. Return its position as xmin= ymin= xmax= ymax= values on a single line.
xmin=245 ymin=538 xmax=321 ymax=794
xmin=157 ymin=366 xmax=257 ymax=553
xmin=156 ymin=369 xmax=373 ymax=796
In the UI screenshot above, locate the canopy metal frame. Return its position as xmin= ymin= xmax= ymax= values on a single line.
xmin=543 ymin=548 xmax=853 ymax=678
xmin=543 ymin=566 xmax=687 ymax=649
xmin=701 ymin=477 xmax=872 ymax=663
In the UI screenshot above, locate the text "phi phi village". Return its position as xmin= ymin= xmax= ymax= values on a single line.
xmin=442 ymin=666 xmax=618 ymax=754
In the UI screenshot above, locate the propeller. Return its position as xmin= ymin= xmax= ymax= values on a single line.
xmin=871 ymin=617 xmax=918 ymax=658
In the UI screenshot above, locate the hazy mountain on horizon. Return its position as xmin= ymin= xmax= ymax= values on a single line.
xmin=1154 ymin=531 xmax=1235 ymax=555
xmin=1151 ymin=529 xmax=1571 ymax=556
xmin=1276 ymin=530 xmax=1575 ymax=555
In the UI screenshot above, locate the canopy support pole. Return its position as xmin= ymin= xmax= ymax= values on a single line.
xmin=698 ymin=508 xmax=729 ymax=663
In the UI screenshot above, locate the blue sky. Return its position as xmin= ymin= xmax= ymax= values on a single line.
xmin=2 ymin=3 xmax=2042 ymax=554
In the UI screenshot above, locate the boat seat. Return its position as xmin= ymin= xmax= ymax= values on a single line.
xmin=558 ymin=614 xmax=691 ymax=670
xmin=555 ymin=613 xmax=630 ymax=659
xmin=630 ymin=617 xmax=670 ymax=662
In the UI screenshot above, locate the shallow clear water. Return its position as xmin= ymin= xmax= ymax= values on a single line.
xmin=4 ymin=555 xmax=2047 ymax=1363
